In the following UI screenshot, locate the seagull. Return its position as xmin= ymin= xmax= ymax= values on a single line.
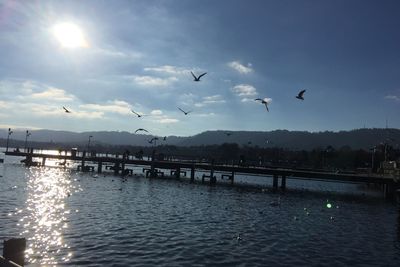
xmin=191 ymin=71 xmax=207 ymax=82
xmin=135 ymin=128 xmax=149 ymax=134
xmin=63 ymin=106 xmax=71 ymax=113
xmin=178 ymin=107 xmax=192 ymax=115
xmin=224 ymin=132 xmax=232 ymax=136
xmin=254 ymin=98 xmax=270 ymax=111
xmin=163 ymin=136 xmax=167 ymax=141
xmin=296 ymin=89 xmax=306 ymax=100
xmin=131 ymin=110 xmax=146 ymax=118
xmin=148 ymin=137 xmax=158 ymax=144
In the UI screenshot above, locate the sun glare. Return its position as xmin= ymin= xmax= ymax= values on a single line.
xmin=52 ymin=22 xmax=88 ymax=48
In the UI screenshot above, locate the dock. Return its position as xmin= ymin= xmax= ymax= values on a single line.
xmin=3 ymin=149 xmax=400 ymax=200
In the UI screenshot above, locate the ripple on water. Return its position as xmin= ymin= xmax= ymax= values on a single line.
xmin=1 ymin=165 xmax=400 ymax=266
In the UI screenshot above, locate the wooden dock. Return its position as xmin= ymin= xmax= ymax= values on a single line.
xmin=4 ymin=149 xmax=400 ymax=199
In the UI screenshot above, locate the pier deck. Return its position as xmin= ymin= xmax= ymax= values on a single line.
xmin=3 ymin=150 xmax=399 ymax=198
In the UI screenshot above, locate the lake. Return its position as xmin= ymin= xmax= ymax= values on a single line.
xmin=1 ymin=155 xmax=400 ymax=266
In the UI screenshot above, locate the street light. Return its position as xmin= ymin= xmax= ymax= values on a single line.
xmin=6 ymin=128 xmax=13 ymax=152
xmin=24 ymin=130 xmax=31 ymax=152
xmin=87 ymin=135 xmax=93 ymax=151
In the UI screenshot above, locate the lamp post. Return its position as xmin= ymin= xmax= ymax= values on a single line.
xmin=370 ymin=146 xmax=376 ymax=172
xmin=6 ymin=128 xmax=13 ymax=152
xmin=24 ymin=130 xmax=31 ymax=153
xmin=87 ymin=135 xmax=93 ymax=151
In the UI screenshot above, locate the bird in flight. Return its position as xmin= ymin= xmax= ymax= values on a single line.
xmin=296 ymin=89 xmax=306 ymax=100
xmin=178 ymin=107 xmax=192 ymax=115
xmin=191 ymin=71 xmax=207 ymax=82
xmin=254 ymin=98 xmax=271 ymax=111
xmin=131 ymin=109 xmax=146 ymax=118
xmin=148 ymin=137 xmax=159 ymax=144
xmin=63 ymin=106 xmax=71 ymax=113
xmin=135 ymin=128 xmax=149 ymax=134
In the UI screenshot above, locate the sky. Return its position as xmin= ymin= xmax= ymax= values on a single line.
xmin=0 ymin=0 xmax=399 ymax=136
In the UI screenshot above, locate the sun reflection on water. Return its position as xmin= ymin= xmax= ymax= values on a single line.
xmin=14 ymin=167 xmax=81 ymax=266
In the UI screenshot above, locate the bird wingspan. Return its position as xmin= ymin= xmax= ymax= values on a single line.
xmin=198 ymin=72 xmax=207 ymax=79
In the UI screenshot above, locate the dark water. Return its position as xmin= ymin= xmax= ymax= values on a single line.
xmin=1 ymin=157 xmax=400 ymax=266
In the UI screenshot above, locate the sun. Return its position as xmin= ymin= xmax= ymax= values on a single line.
xmin=52 ymin=22 xmax=88 ymax=48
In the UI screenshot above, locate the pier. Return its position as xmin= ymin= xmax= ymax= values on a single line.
xmin=3 ymin=149 xmax=400 ymax=200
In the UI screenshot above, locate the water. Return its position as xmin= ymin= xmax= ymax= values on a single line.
xmin=1 ymin=156 xmax=400 ymax=266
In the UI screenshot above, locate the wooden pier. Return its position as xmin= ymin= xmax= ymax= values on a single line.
xmin=4 ymin=149 xmax=400 ymax=199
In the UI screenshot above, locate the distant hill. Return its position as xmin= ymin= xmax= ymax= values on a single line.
xmin=0 ymin=128 xmax=398 ymax=150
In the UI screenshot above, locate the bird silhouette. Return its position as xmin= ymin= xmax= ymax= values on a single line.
xmin=131 ymin=109 xmax=146 ymax=118
xmin=254 ymin=98 xmax=271 ymax=111
xmin=148 ymin=137 xmax=158 ymax=144
xmin=225 ymin=132 xmax=232 ymax=136
xmin=163 ymin=136 xmax=167 ymax=141
xmin=178 ymin=107 xmax=192 ymax=115
xmin=191 ymin=71 xmax=207 ymax=81
xmin=63 ymin=106 xmax=71 ymax=113
xmin=135 ymin=128 xmax=149 ymax=134
xmin=296 ymin=89 xmax=306 ymax=100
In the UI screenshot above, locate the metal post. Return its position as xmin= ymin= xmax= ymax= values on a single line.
xmin=6 ymin=128 xmax=12 ymax=152
xmin=87 ymin=135 xmax=93 ymax=151
xmin=190 ymin=164 xmax=195 ymax=183
xmin=281 ymin=175 xmax=286 ymax=191
xmin=24 ymin=130 xmax=31 ymax=153
xmin=273 ymin=175 xmax=279 ymax=191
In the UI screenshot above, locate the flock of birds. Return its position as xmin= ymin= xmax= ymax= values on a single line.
xmin=62 ymin=71 xmax=307 ymax=144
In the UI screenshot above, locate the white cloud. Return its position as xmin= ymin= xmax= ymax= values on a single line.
xmin=30 ymin=88 xmax=75 ymax=102
xmin=144 ymin=65 xmax=189 ymax=75
xmin=150 ymin=109 xmax=163 ymax=115
xmin=195 ymin=95 xmax=226 ymax=107
xmin=228 ymin=61 xmax=253 ymax=74
xmin=179 ymin=93 xmax=198 ymax=106
xmin=385 ymin=95 xmax=400 ymax=102
xmin=232 ymin=84 xmax=258 ymax=96
xmin=92 ymin=47 xmax=143 ymax=60
xmin=80 ymin=100 xmax=132 ymax=115
xmin=196 ymin=112 xmax=216 ymax=117
xmin=133 ymin=75 xmax=178 ymax=87
xmin=158 ymin=118 xmax=179 ymax=124
xmin=241 ymin=98 xmax=253 ymax=102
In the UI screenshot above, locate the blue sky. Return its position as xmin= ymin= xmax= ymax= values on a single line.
xmin=0 ymin=0 xmax=399 ymax=136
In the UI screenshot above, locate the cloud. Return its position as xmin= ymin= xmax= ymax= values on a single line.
xmin=147 ymin=109 xmax=178 ymax=124
xmin=195 ymin=95 xmax=226 ymax=107
xmin=178 ymin=93 xmax=198 ymax=106
xmin=385 ymin=95 xmax=400 ymax=102
xmin=80 ymin=100 xmax=132 ymax=115
xmin=92 ymin=47 xmax=143 ymax=60
xmin=232 ymin=84 xmax=258 ymax=97
xmin=150 ymin=109 xmax=163 ymax=115
xmin=30 ymin=88 xmax=75 ymax=102
xmin=133 ymin=75 xmax=178 ymax=87
xmin=196 ymin=112 xmax=216 ymax=117
xmin=144 ymin=65 xmax=189 ymax=75
xmin=228 ymin=61 xmax=253 ymax=74
xmin=158 ymin=118 xmax=179 ymax=124
xmin=29 ymin=104 xmax=104 ymax=119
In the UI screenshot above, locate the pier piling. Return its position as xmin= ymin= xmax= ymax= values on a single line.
xmin=281 ymin=175 xmax=286 ymax=191
xmin=273 ymin=175 xmax=279 ymax=191
xmin=97 ymin=161 xmax=103 ymax=173
xmin=190 ymin=164 xmax=195 ymax=183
